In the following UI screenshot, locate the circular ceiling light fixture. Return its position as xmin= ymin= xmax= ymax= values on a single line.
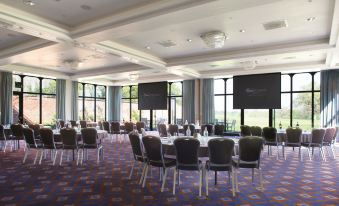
xmin=306 ymin=17 xmax=316 ymax=22
xmin=200 ymin=31 xmax=227 ymax=48
xmin=128 ymin=74 xmax=139 ymax=81
xmin=23 ymin=0 xmax=35 ymax=6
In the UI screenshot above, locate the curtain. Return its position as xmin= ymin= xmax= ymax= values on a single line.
xmin=202 ymin=79 xmax=215 ymax=124
xmin=71 ymin=81 xmax=78 ymax=121
xmin=183 ymin=80 xmax=195 ymax=123
xmin=56 ymin=79 xmax=66 ymax=120
xmin=320 ymin=69 xmax=339 ymax=127
xmin=0 ymin=72 xmax=13 ymax=124
xmin=108 ymin=86 xmax=121 ymax=121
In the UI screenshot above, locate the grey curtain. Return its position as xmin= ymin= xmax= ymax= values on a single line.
xmin=71 ymin=81 xmax=78 ymax=121
xmin=320 ymin=69 xmax=339 ymax=127
xmin=108 ymin=86 xmax=121 ymax=121
xmin=183 ymin=80 xmax=195 ymax=123
xmin=56 ymin=79 xmax=66 ymax=120
xmin=0 ymin=72 xmax=13 ymax=124
xmin=202 ymin=79 xmax=215 ymax=124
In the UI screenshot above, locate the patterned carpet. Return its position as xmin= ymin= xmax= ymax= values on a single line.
xmin=0 ymin=138 xmax=338 ymax=206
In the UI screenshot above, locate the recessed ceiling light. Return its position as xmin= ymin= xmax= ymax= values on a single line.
xmin=145 ymin=46 xmax=151 ymax=50
xmin=239 ymin=29 xmax=245 ymax=33
xmin=80 ymin=5 xmax=91 ymax=10
xmin=186 ymin=38 xmax=192 ymax=42
xmin=306 ymin=17 xmax=316 ymax=22
xmin=23 ymin=0 xmax=35 ymax=6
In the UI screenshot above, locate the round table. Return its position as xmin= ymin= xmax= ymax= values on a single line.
xmin=53 ymin=129 xmax=108 ymax=142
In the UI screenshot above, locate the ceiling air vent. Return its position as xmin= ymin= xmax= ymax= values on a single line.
xmin=158 ymin=40 xmax=176 ymax=48
xmin=263 ymin=20 xmax=288 ymax=30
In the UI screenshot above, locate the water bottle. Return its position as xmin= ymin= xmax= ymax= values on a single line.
xmin=186 ymin=126 xmax=191 ymax=136
xmin=185 ymin=120 xmax=188 ymax=125
xmin=279 ymin=122 xmax=282 ymax=130
xmin=296 ymin=122 xmax=299 ymax=128
xmin=203 ymin=127 xmax=208 ymax=137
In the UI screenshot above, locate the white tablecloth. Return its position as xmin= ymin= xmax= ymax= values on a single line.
xmin=277 ymin=130 xmax=312 ymax=142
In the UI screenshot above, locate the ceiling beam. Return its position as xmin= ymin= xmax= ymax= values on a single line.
xmin=1 ymin=64 xmax=70 ymax=79
xmin=326 ymin=0 xmax=339 ymax=68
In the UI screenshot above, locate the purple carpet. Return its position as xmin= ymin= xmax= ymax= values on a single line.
xmin=0 ymin=139 xmax=338 ymax=206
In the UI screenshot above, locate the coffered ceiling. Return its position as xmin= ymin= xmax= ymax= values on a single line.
xmin=0 ymin=0 xmax=338 ymax=85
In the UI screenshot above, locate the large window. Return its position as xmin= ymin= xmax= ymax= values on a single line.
xmin=78 ymin=83 xmax=106 ymax=121
xmin=12 ymin=75 xmax=56 ymax=126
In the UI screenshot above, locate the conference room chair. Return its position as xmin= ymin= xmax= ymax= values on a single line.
xmin=262 ymin=127 xmax=282 ymax=159
xmin=69 ymin=120 xmax=77 ymax=128
xmin=201 ymin=124 xmax=213 ymax=136
xmin=168 ymin=124 xmax=179 ymax=136
xmin=110 ymin=121 xmax=121 ymax=143
xmin=81 ymin=128 xmax=103 ymax=164
xmin=322 ymin=127 xmax=337 ymax=159
xmin=301 ymin=128 xmax=326 ymax=161
xmin=283 ymin=127 xmax=302 ymax=160
xmin=124 ymin=122 xmax=135 ymax=142
xmin=214 ymin=124 xmax=225 ymax=136
xmin=128 ymin=131 xmax=147 ymax=184
xmin=0 ymin=125 xmax=13 ymax=153
xmin=102 ymin=121 xmax=110 ymax=134
xmin=136 ymin=121 xmax=146 ymax=134
xmin=22 ymin=128 xmax=42 ymax=164
xmin=157 ymin=123 xmax=167 ymax=137
xmin=58 ymin=120 xmax=65 ymax=128
xmin=142 ymin=136 xmax=176 ymax=192
xmin=28 ymin=124 xmax=41 ymax=140
xmin=80 ymin=120 xmax=87 ymax=128
xmin=97 ymin=121 xmax=103 ymax=130
xmin=11 ymin=124 xmax=24 ymax=150
xmin=250 ymin=126 xmax=262 ymax=137
xmin=39 ymin=128 xmax=61 ymax=165
xmin=183 ymin=124 xmax=195 ymax=136
xmin=173 ymin=137 xmax=203 ymax=196
xmin=59 ymin=128 xmax=82 ymax=166
xmin=240 ymin=125 xmax=251 ymax=136
xmin=205 ymin=138 xmax=235 ymax=196
xmin=226 ymin=120 xmax=236 ymax=131
xmin=232 ymin=136 xmax=264 ymax=193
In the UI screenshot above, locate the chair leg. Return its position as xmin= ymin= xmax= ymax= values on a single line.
xmin=231 ymin=170 xmax=235 ymax=197
xmin=307 ymin=147 xmax=312 ymax=161
xmin=259 ymin=167 xmax=263 ymax=188
xmin=299 ymin=147 xmax=302 ymax=162
xmin=331 ymin=145 xmax=336 ymax=159
xmin=228 ymin=171 xmax=231 ymax=185
xmin=235 ymin=168 xmax=239 ymax=192
xmin=320 ymin=147 xmax=326 ymax=162
xmin=23 ymin=148 xmax=29 ymax=163
xmin=161 ymin=168 xmax=168 ymax=192
xmin=205 ymin=169 xmax=209 ymax=196
xmin=129 ymin=161 xmax=136 ymax=180
xmin=283 ymin=146 xmax=286 ymax=160
xmin=252 ymin=168 xmax=254 ymax=182
xmin=59 ymin=150 xmax=64 ymax=166
xmin=39 ymin=149 xmax=44 ymax=165
xmin=53 ymin=150 xmax=58 ymax=166
xmin=76 ymin=150 xmax=80 ymax=165
xmin=142 ymin=165 xmax=149 ymax=188
xmin=139 ymin=163 xmax=147 ymax=185
xmin=215 ymin=171 xmax=217 ymax=185
xmin=173 ymin=169 xmax=177 ymax=195
xmin=199 ymin=169 xmax=202 ymax=197
xmin=97 ymin=149 xmax=100 ymax=164
xmin=34 ymin=149 xmax=40 ymax=165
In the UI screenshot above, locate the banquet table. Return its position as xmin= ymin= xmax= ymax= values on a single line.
xmin=276 ymin=130 xmax=312 ymax=142
xmin=52 ymin=129 xmax=108 ymax=142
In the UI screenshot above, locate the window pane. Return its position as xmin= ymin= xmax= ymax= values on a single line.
xmin=42 ymin=79 xmax=56 ymax=94
xmin=42 ymin=95 xmax=56 ymax=126
xmin=131 ymin=99 xmax=139 ymax=122
xmin=122 ymin=99 xmax=130 ymax=121
xmin=13 ymin=75 xmax=22 ymax=92
xmin=171 ymin=82 xmax=182 ymax=96
xmin=171 ymin=97 xmax=182 ymax=125
xmin=314 ymin=72 xmax=320 ymax=90
xmin=23 ymin=77 xmax=40 ymax=93
xmin=214 ymin=79 xmax=224 ymax=94
xmin=84 ymin=98 xmax=95 ymax=121
xmin=12 ymin=95 xmax=20 ymax=123
xmin=293 ymin=73 xmax=311 ymax=91
xmin=78 ymin=83 xmax=83 ymax=96
xmin=214 ymin=96 xmax=224 ymax=124
xmin=274 ymin=93 xmax=290 ymax=129
xmin=314 ymin=92 xmax=320 ymax=128
xmin=131 ymin=86 xmax=138 ymax=98
xmin=293 ymin=93 xmax=312 ymax=130
xmin=78 ymin=98 xmax=83 ymax=120
xmin=244 ymin=109 xmax=269 ymax=127
xmin=96 ymin=99 xmax=106 ymax=121
xmin=122 ymin=86 xmax=130 ymax=98
xmin=153 ymin=109 xmax=168 ymax=129
xmin=96 ymin=86 xmax=106 ymax=98
xmin=226 ymin=95 xmax=240 ymax=131
xmin=23 ymin=94 xmax=40 ymax=124
xmin=281 ymin=75 xmax=290 ymax=92
xmin=141 ymin=110 xmax=150 ymax=129
xmin=84 ymin=84 xmax=95 ymax=97
xmin=226 ymin=78 xmax=233 ymax=94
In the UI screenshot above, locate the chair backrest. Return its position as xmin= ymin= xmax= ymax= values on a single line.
xmin=250 ymin=126 xmax=262 ymax=136
xmin=11 ymin=124 xmax=24 ymax=139
xmin=29 ymin=124 xmax=41 ymax=137
xmin=142 ymin=135 xmax=163 ymax=163
xmin=174 ymin=137 xmax=200 ymax=169
xmin=183 ymin=124 xmax=195 ymax=136
xmin=136 ymin=121 xmax=145 ymax=133
xmin=110 ymin=121 xmax=120 ymax=133
xmin=323 ymin=127 xmax=336 ymax=143
xmin=240 ymin=125 xmax=251 ymax=136
xmin=59 ymin=120 xmax=65 ymax=128
xmin=69 ymin=120 xmax=77 ymax=127
xmin=208 ymin=138 xmax=234 ymax=165
xmin=232 ymin=120 xmax=236 ymax=129
xmin=238 ymin=136 xmax=264 ymax=162
xmin=98 ymin=121 xmax=103 ymax=130
xmin=0 ymin=125 xmax=6 ymax=140
xmin=128 ymin=131 xmax=144 ymax=160
xmin=80 ymin=120 xmax=87 ymax=128
xmin=214 ymin=124 xmax=225 ymax=136
xmin=311 ymin=128 xmax=326 ymax=144
xmin=168 ymin=124 xmax=179 ymax=136
xmin=158 ymin=124 xmax=167 ymax=137
xmin=125 ymin=122 xmax=134 ymax=133
xmin=23 ymin=128 xmax=36 ymax=146
xmin=332 ymin=127 xmax=338 ymax=142
xmin=262 ymin=127 xmax=277 ymax=142
xmin=40 ymin=128 xmax=55 ymax=148
xmin=102 ymin=121 xmax=110 ymax=132
xmin=201 ymin=124 xmax=213 ymax=135
xmin=60 ymin=128 xmax=77 ymax=147
xmin=81 ymin=128 xmax=97 ymax=145
xmin=286 ymin=127 xmax=302 ymax=144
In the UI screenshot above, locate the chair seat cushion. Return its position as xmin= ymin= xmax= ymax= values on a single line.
xmin=232 ymin=157 xmax=258 ymax=168
xmin=150 ymin=158 xmax=176 ymax=168
xmin=265 ymin=142 xmax=281 ymax=146
xmin=205 ymin=160 xmax=231 ymax=171
xmin=177 ymin=160 xmax=202 ymax=171
xmin=83 ymin=144 xmax=102 ymax=149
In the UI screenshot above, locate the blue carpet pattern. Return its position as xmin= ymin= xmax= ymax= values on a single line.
xmin=0 ymin=139 xmax=338 ymax=206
